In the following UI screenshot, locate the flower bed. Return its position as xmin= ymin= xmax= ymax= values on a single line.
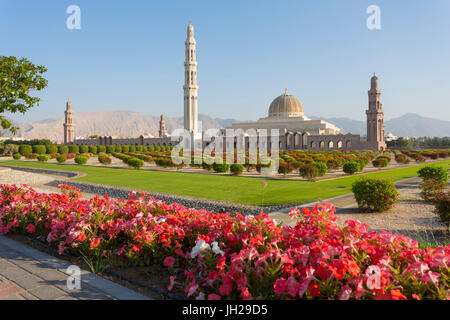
xmin=0 ymin=184 xmax=448 ymax=300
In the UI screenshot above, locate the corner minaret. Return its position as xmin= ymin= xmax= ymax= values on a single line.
xmin=159 ymin=114 xmax=167 ymax=138
xmin=365 ymin=74 xmax=386 ymax=151
xmin=183 ymin=23 xmax=198 ymax=133
xmin=63 ymin=100 xmax=75 ymax=145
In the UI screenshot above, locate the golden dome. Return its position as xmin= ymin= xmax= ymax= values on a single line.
xmin=268 ymin=90 xmax=304 ymax=117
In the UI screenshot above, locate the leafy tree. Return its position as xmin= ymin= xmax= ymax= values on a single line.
xmin=0 ymin=56 xmax=48 ymax=134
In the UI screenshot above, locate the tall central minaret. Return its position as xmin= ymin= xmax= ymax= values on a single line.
xmin=184 ymin=23 xmax=198 ymax=133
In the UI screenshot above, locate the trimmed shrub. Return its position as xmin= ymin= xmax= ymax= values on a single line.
xmin=352 ymin=178 xmax=399 ymax=212
xmin=88 ymin=145 xmax=98 ymax=154
xmin=129 ymin=145 xmax=136 ymax=152
xmin=433 ymin=191 xmax=450 ymax=229
xmin=372 ymin=157 xmax=389 ymax=168
xmin=115 ymin=145 xmax=122 ymax=153
xmin=106 ymin=145 xmax=116 ymax=153
xmin=127 ymin=158 xmax=144 ymax=169
xmin=417 ymin=166 xmax=448 ymax=183
xmin=313 ymin=162 xmax=327 ymax=177
xmin=68 ymin=145 xmax=79 ymax=154
xmin=97 ymin=145 xmax=106 ymax=153
xmin=13 ymin=153 xmax=22 ymax=160
xmin=56 ymin=155 xmax=67 ymax=163
xmin=135 ymin=145 xmax=143 ymax=152
xmin=46 ymin=145 xmax=58 ymax=154
xmin=299 ymin=164 xmax=319 ymax=180
xmin=421 ymin=179 xmax=446 ymax=203
xmin=343 ymin=161 xmax=359 ymax=175
xmin=278 ymin=162 xmax=294 ymax=175
xmin=79 ymin=145 xmax=89 ymax=154
xmin=3 ymin=144 xmax=18 ymax=155
xmin=37 ymin=155 xmax=50 ymax=162
xmin=202 ymin=162 xmax=213 ymax=171
xmin=19 ymin=145 xmax=32 ymax=155
xmin=121 ymin=145 xmax=130 ymax=153
xmin=395 ymin=153 xmax=410 ymax=164
xmin=74 ymin=155 xmax=88 ymax=165
xmin=98 ymin=153 xmax=112 ymax=165
xmin=212 ymin=163 xmax=230 ymax=173
xmin=230 ymin=163 xmax=244 ymax=175
xmin=58 ymin=145 xmax=69 ymax=154
xmin=33 ymin=145 xmax=46 ymax=154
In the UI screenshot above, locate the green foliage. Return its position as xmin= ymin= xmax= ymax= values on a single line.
xmin=421 ymin=179 xmax=446 ymax=203
xmin=372 ymin=157 xmax=389 ymax=168
xmin=88 ymin=145 xmax=98 ymax=154
xmin=105 ymin=145 xmax=115 ymax=153
xmin=129 ymin=145 xmax=136 ymax=152
xmin=79 ymin=145 xmax=89 ymax=153
xmin=45 ymin=145 xmax=58 ymax=154
xmin=58 ymin=145 xmax=69 ymax=154
xmin=115 ymin=145 xmax=122 ymax=153
xmin=212 ymin=163 xmax=230 ymax=173
xmin=121 ymin=145 xmax=129 ymax=153
xmin=352 ymin=177 xmax=399 ymax=212
xmin=343 ymin=161 xmax=359 ymax=175
xmin=433 ymin=191 xmax=450 ymax=228
xmin=135 ymin=145 xmax=143 ymax=152
xmin=36 ymin=155 xmax=50 ymax=162
xmin=417 ymin=166 xmax=448 ymax=183
xmin=127 ymin=158 xmax=144 ymax=169
xmin=0 ymin=56 xmax=48 ymax=134
xmin=68 ymin=145 xmax=79 ymax=154
xmin=32 ymin=145 xmax=46 ymax=154
xmin=395 ymin=153 xmax=410 ymax=164
xmin=278 ymin=162 xmax=294 ymax=175
xmin=12 ymin=153 xmax=21 ymax=160
xmin=313 ymin=161 xmax=327 ymax=177
xmin=56 ymin=155 xmax=67 ymax=163
xmin=97 ymin=145 xmax=106 ymax=153
xmin=98 ymin=152 xmax=112 ymax=165
xmin=74 ymin=155 xmax=88 ymax=165
xmin=19 ymin=144 xmax=32 ymax=155
xmin=299 ymin=164 xmax=319 ymax=180
xmin=230 ymin=163 xmax=244 ymax=175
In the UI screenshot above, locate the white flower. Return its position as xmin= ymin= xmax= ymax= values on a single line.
xmin=190 ymin=239 xmax=210 ymax=258
xmin=211 ymin=241 xmax=225 ymax=256
xmin=272 ymin=219 xmax=278 ymax=225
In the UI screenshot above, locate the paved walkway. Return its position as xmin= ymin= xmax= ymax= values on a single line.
xmin=0 ymin=235 xmax=150 ymax=300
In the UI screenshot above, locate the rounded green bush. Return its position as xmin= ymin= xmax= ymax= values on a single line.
xmin=33 ymin=145 xmax=46 ymax=154
xmin=74 ymin=155 xmax=88 ymax=165
xmin=98 ymin=152 xmax=112 ymax=165
xmin=56 ymin=155 xmax=67 ymax=163
xmin=278 ymin=162 xmax=294 ymax=175
xmin=13 ymin=153 xmax=22 ymax=160
xmin=343 ymin=161 xmax=359 ymax=175
xmin=372 ymin=157 xmax=389 ymax=168
xmin=46 ymin=145 xmax=58 ymax=154
xmin=106 ymin=145 xmax=116 ymax=153
xmin=127 ymin=158 xmax=144 ymax=169
xmin=58 ymin=145 xmax=69 ymax=154
xmin=37 ymin=155 xmax=50 ymax=162
xmin=352 ymin=177 xmax=399 ymax=212
xmin=212 ymin=163 xmax=230 ymax=173
xmin=79 ymin=145 xmax=89 ymax=153
xmin=88 ymin=145 xmax=98 ymax=154
xmin=230 ymin=163 xmax=244 ymax=175
xmin=314 ymin=162 xmax=328 ymax=177
xmin=19 ymin=145 xmax=32 ymax=155
xmin=299 ymin=164 xmax=319 ymax=180
xmin=129 ymin=145 xmax=136 ymax=152
xmin=417 ymin=165 xmax=448 ymax=183
xmin=115 ymin=145 xmax=122 ymax=153
xmin=121 ymin=145 xmax=130 ymax=153
xmin=68 ymin=145 xmax=79 ymax=154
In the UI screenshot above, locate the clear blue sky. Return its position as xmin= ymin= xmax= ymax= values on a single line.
xmin=1 ymin=0 xmax=449 ymax=123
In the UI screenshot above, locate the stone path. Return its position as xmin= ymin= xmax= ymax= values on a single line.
xmin=0 ymin=235 xmax=150 ymax=300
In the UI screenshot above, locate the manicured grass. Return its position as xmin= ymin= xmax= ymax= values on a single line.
xmin=1 ymin=160 xmax=449 ymax=206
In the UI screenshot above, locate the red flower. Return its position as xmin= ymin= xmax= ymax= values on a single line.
xmin=77 ymin=233 xmax=87 ymax=242
xmin=90 ymin=237 xmax=101 ymax=248
xmin=26 ymin=224 xmax=35 ymax=233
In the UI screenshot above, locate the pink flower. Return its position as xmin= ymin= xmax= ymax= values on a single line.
xmin=185 ymin=280 xmax=199 ymax=297
xmin=286 ymin=276 xmax=298 ymax=297
xmin=219 ymin=277 xmax=233 ymax=296
xmin=168 ymin=275 xmax=176 ymax=291
xmin=274 ymin=278 xmax=286 ymax=295
xmin=338 ymin=285 xmax=352 ymax=300
xmin=163 ymin=256 xmax=175 ymax=267
xmin=422 ymin=271 xmax=440 ymax=286
xmin=26 ymin=223 xmax=35 ymax=233
xmin=208 ymin=294 xmax=221 ymax=300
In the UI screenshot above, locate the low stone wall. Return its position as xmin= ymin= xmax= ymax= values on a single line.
xmin=0 ymin=165 xmax=82 ymax=178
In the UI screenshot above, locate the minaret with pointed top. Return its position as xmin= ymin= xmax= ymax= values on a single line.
xmin=184 ymin=23 xmax=198 ymax=133
xmin=366 ymin=74 xmax=386 ymax=150
xmin=159 ymin=114 xmax=167 ymax=138
xmin=63 ymin=100 xmax=75 ymax=144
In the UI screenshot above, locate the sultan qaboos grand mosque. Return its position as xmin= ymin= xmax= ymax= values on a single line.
xmin=65 ymin=24 xmax=386 ymax=151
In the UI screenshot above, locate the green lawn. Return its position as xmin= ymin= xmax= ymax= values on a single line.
xmin=1 ymin=160 xmax=449 ymax=206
